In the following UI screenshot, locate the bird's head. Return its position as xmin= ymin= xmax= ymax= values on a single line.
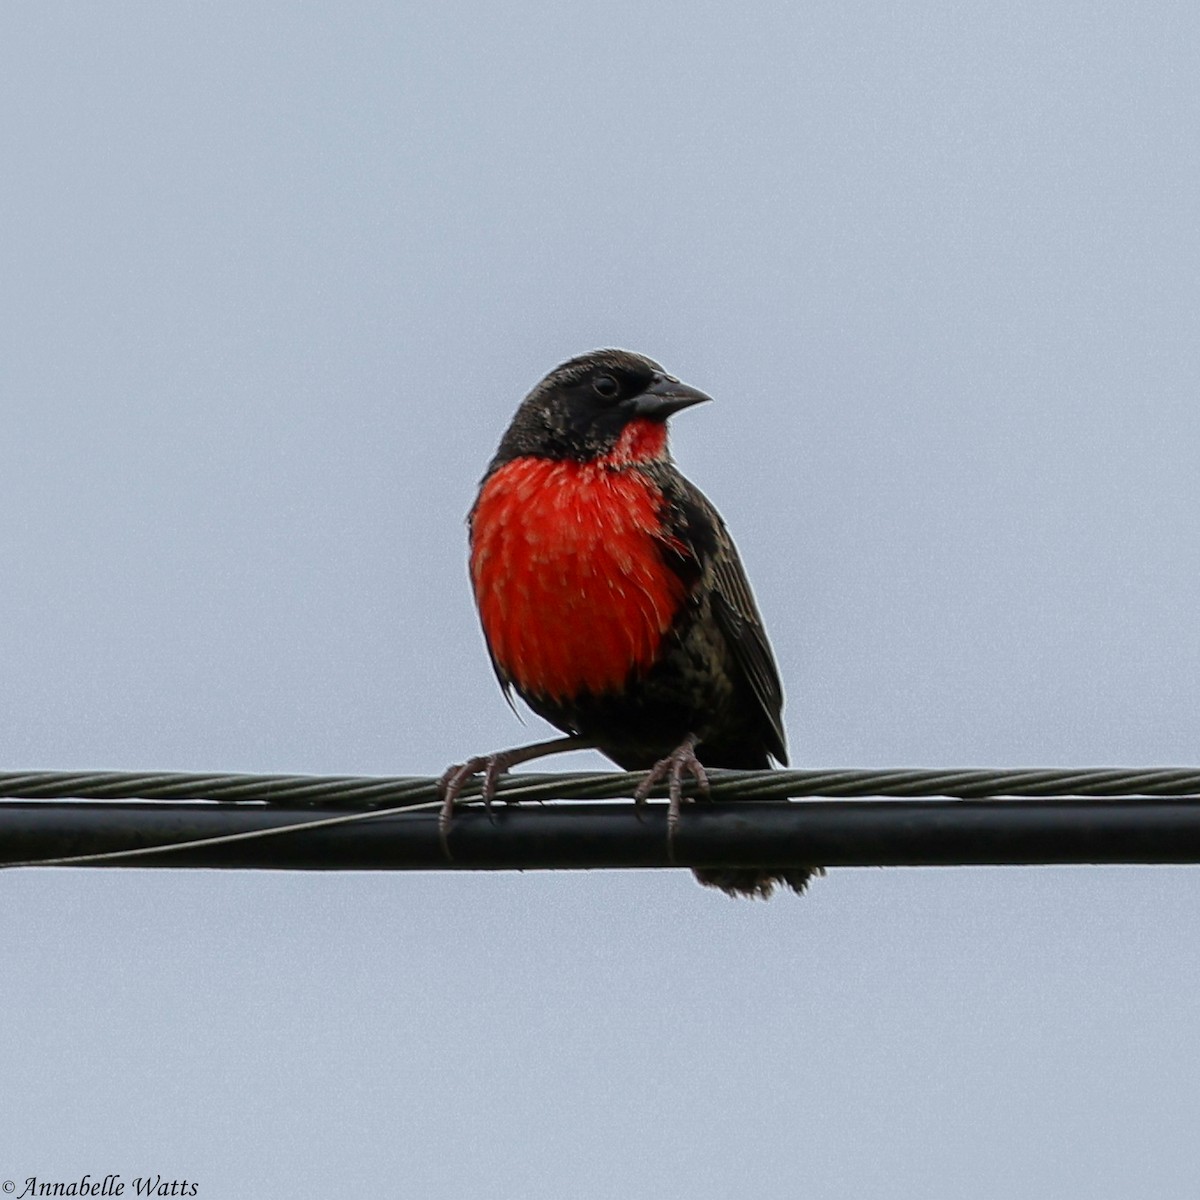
xmin=492 ymin=349 xmax=712 ymax=467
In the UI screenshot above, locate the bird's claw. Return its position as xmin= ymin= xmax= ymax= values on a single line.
xmin=633 ymin=734 xmax=709 ymax=863
xmin=437 ymin=754 xmax=512 ymax=859
xmin=437 ymin=735 xmax=594 ymax=861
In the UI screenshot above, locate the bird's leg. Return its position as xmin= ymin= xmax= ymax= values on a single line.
xmin=438 ymin=734 xmax=593 ymax=858
xmin=633 ymin=733 xmax=710 ymax=863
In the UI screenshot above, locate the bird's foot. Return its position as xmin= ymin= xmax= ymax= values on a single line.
xmin=437 ymin=734 xmax=594 ymax=859
xmin=633 ymin=734 xmax=709 ymax=863
xmin=437 ymin=752 xmax=514 ymax=858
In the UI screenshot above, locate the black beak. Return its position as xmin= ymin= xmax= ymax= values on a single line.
xmin=630 ymin=373 xmax=713 ymax=420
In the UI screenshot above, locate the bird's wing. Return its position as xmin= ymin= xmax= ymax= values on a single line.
xmin=708 ymin=541 xmax=789 ymax=765
xmin=664 ymin=477 xmax=789 ymax=765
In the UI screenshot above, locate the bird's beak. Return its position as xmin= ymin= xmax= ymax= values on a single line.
xmin=631 ymin=374 xmax=714 ymax=420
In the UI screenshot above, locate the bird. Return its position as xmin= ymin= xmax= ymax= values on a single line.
xmin=441 ymin=349 xmax=820 ymax=898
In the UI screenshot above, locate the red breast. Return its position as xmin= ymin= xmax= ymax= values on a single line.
xmin=471 ymin=427 xmax=687 ymax=702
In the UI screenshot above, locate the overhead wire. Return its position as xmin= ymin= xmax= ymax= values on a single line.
xmin=2 ymin=767 xmax=1200 ymax=872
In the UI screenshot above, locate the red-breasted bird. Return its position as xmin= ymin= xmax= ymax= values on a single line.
xmin=442 ymin=349 xmax=820 ymax=898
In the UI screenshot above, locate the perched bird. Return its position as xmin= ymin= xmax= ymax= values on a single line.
xmin=442 ymin=349 xmax=819 ymax=898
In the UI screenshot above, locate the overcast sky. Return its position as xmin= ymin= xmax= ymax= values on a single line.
xmin=3 ymin=3 xmax=1200 ymax=1197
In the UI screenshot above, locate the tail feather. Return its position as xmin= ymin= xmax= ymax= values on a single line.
xmin=691 ymin=866 xmax=825 ymax=899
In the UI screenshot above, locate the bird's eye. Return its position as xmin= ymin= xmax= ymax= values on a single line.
xmin=592 ymin=374 xmax=620 ymax=399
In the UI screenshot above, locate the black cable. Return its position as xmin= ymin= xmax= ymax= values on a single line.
xmin=1 ymin=767 xmax=1199 ymax=871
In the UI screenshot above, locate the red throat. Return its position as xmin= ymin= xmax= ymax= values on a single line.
xmin=470 ymin=451 xmax=686 ymax=702
xmin=610 ymin=418 xmax=669 ymax=464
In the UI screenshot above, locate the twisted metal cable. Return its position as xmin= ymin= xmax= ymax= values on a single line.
xmin=2 ymin=766 xmax=1200 ymax=871
xmin=1 ymin=766 xmax=1199 ymax=806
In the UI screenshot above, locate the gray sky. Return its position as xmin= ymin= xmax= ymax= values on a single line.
xmin=3 ymin=3 xmax=1200 ymax=1196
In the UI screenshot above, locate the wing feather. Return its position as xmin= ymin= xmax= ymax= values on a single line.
xmin=667 ymin=479 xmax=789 ymax=765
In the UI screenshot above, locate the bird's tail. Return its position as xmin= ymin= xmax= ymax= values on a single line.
xmin=691 ymin=866 xmax=825 ymax=899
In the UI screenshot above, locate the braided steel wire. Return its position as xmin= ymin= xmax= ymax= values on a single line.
xmin=0 ymin=766 xmax=1199 ymax=806
xmin=3 ymin=767 xmax=1200 ymax=871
